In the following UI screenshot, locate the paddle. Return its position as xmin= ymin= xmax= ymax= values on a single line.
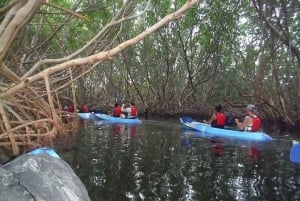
xmin=290 ymin=141 xmax=300 ymax=163
xmin=114 ymin=93 xmax=121 ymax=104
xmin=181 ymin=116 xmax=194 ymax=123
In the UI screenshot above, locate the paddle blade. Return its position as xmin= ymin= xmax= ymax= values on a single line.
xmin=181 ymin=116 xmax=194 ymax=123
xmin=290 ymin=143 xmax=300 ymax=163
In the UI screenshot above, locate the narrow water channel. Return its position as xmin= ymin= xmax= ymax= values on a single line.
xmin=57 ymin=118 xmax=300 ymax=201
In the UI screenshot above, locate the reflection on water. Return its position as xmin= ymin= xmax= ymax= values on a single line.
xmin=57 ymin=118 xmax=300 ymax=201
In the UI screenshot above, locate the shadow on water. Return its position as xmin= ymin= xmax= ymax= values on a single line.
xmin=13 ymin=117 xmax=300 ymax=201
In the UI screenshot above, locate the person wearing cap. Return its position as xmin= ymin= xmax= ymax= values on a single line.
xmin=204 ymin=104 xmax=226 ymax=128
xmin=235 ymin=104 xmax=261 ymax=132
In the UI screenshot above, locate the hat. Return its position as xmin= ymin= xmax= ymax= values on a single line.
xmin=246 ymin=104 xmax=256 ymax=112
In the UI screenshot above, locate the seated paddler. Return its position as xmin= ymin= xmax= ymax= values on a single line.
xmin=235 ymin=104 xmax=261 ymax=132
xmin=121 ymin=101 xmax=138 ymax=119
xmin=204 ymin=104 xmax=226 ymax=129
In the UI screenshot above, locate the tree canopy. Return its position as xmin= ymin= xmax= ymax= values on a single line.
xmin=0 ymin=0 xmax=299 ymax=155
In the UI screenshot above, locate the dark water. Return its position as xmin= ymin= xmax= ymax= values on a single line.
xmin=57 ymin=118 xmax=300 ymax=201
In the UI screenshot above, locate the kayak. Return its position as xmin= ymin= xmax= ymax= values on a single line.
xmin=95 ymin=113 xmax=142 ymax=124
xmin=290 ymin=141 xmax=300 ymax=163
xmin=27 ymin=147 xmax=60 ymax=158
xmin=181 ymin=129 xmax=268 ymax=149
xmin=77 ymin=112 xmax=94 ymax=119
xmin=180 ymin=117 xmax=273 ymax=142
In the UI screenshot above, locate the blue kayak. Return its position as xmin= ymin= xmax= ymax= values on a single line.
xmin=27 ymin=147 xmax=60 ymax=158
xmin=181 ymin=129 xmax=268 ymax=149
xmin=95 ymin=113 xmax=142 ymax=124
xmin=77 ymin=112 xmax=94 ymax=119
xmin=290 ymin=142 xmax=300 ymax=163
xmin=180 ymin=117 xmax=273 ymax=142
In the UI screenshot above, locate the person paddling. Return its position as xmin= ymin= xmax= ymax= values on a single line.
xmin=121 ymin=101 xmax=138 ymax=119
xmin=235 ymin=104 xmax=261 ymax=132
xmin=204 ymin=104 xmax=226 ymax=128
xmin=112 ymin=103 xmax=122 ymax=117
xmin=81 ymin=104 xmax=89 ymax=113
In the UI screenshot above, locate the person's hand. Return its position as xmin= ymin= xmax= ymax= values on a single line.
xmin=235 ymin=118 xmax=239 ymax=124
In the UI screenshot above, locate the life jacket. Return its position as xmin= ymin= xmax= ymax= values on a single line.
xmin=68 ymin=105 xmax=74 ymax=112
xmin=81 ymin=104 xmax=89 ymax=113
xmin=113 ymin=106 xmax=122 ymax=117
xmin=130 ymin=106 xmax=137 ymax=117
xmin=215 ymin=112 xmax=226 ymax=126
xmin=245 ymin=115 xmax=261 ymax=131
xmin=250 ymin=115 xmax=261 ymax=132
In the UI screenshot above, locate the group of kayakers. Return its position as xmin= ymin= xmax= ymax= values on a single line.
xmin=67 ymin=101 xmax=138 ymax=119
xmin=111 ymin=101 xmax=262 ymax=133
xmin=112 ymin=101 xmax=137 ymax=119
xmin=63 ymin=102 xmax=107 ymax=114
xmin=70 ymin=99 xmax=260 ymax=132
xmin=64 ymin=103 xmax=90 ymax=113
xmin=204 ymin=104 xmax=261 ymax=132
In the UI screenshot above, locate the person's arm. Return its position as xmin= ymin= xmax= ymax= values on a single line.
xmin=235 ymin=116 xmax=252 ymax=130
xmin=122 ymin=105 xmax=130 ymax=113
xmin=204 ymin=113 xmax=216 ymax=124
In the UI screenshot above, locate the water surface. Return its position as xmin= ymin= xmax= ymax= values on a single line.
xmin=57 ymin=118 xmax=300 ymax=201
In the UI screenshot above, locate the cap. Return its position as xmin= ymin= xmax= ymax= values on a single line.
xmin=246 ymin=104 xmax=256 ymax=112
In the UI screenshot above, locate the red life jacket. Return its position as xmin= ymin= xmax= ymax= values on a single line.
xmin=130 ymin=106 xmax=137 ymax=116
xmin=113 ymin=107 xmax=122 ymax=117
xmin=68 ymin=105 xmax=74 ymax=112
xmin=82 ymin=105 xmax=89 ymax=113
xmin=215 ymin=112 xmax=226 ymax=126
xmin=250 ymin=115 xmax=261 ymax=132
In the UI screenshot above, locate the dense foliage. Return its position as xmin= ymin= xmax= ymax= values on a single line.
xmin=76 ymin=0 xmax=300 ymax=125
xmin=0 ymin=0 xmax=299 ymax=155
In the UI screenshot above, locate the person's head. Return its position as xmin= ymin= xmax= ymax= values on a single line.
xmin=114 ymin=103 xmax=119 ymax=107
xmin=215 ymin=104 xmax=222 ymax=112
xmin=246 ymin=104 xmax=257 ymax=114
xmin=130 ymin=101 xmax=135 ymax=106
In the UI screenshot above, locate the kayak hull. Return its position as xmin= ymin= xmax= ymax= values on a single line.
xmin=77 ymin=113 xmax=94 ymax=119
xmin=95 ymin=113 xmax=142 ymax=124
xmin=182 ymin=130 xmax=268 ymax=149
xmin=27 ymin=147 xmax=60 ymax=158
xmin=179 ymin=118 xmax=272 ymax=142
xmin=290 ymin=143 xmax=300 ymax=163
